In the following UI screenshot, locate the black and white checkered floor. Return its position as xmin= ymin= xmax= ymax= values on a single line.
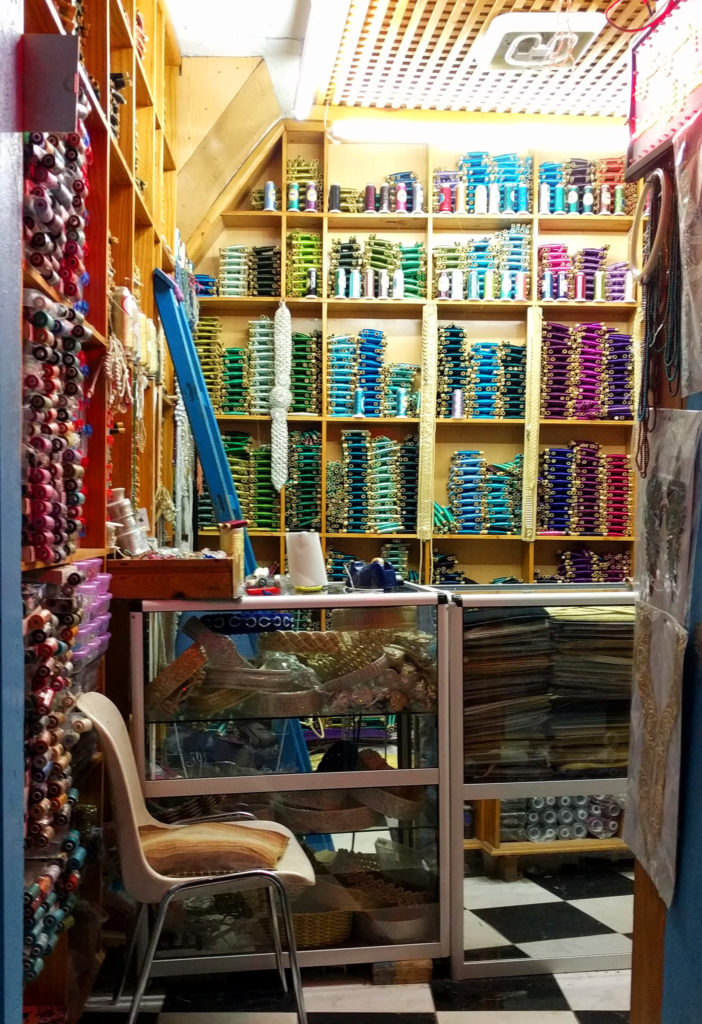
xmin=80 ymin=865 xmax=633 ymax=1024
xmin=80 ymin=967 xmax=631 ymax=1023
xmin=463 ymin=864 xmax=634 ymax=960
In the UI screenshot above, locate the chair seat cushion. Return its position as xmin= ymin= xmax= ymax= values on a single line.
xmin=139 ymin=821 xmax=289 ymax=875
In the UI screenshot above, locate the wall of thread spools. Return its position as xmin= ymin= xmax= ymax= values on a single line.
xmin=191 ymin=134 xmax=638 ymax=584
xmin=23 ymin=557 xmax=111 ymax=984
xmin=500 ymin=795 xmax=625 ymax=844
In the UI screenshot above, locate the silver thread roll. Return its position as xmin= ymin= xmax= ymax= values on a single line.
xmin=378 ymin=268 xmax=390 ymax=298
xmin=451 ymin=388 xmax=464 ymax=418
xmin=363 ymin=267 xmax=375 ymax=298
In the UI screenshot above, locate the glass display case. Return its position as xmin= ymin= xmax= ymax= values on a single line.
xmin=444 ymin=585 xmax=636 ymax=979
xmin=128 ymin=586 xmax=449 ymax=973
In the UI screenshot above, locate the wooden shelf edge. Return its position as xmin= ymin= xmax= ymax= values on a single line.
xmin=21 ymin=547 xmax=110 ymax=573
xmin=482 ymin=837 xmax=628 ymax=857
xmin=540 ymin=418 xmax=635 ymax=425
xmin=22 ymin=267 xmax=107 ymax=349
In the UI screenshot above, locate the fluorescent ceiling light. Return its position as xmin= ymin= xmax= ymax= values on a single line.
xmin=294 ymin=0 xmax=351 ymax=120
xmin=328 ymin=117 xmax=628 ymax=154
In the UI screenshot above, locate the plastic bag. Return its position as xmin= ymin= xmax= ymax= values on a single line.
xmin=673 ymin=107 xmax=702 ymax=397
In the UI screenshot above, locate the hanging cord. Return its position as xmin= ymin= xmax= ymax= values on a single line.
xmin=270 ymin=301 xmax=292 ymax=492
xmin=605 ymin=0 xmax=674 ymax=33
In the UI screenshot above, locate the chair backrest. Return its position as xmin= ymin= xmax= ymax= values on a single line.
xmin=76 ymin=691 xmax=162 ymax=900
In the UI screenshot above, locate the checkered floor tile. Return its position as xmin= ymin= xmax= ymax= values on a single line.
xmin=463 ymin=864 xmax=634 ymax=962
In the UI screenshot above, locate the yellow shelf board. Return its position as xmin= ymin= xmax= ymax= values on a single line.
xmin=327 ymin=417 xmax=419 ymax=425
xmin=432 ymin=213 xmax=533 ymax=231
xmin=540 ymin=418 xmax=635 ymax=426
xmin=463 ymin=838 xmax=483 ymax=851
xmin=535 ymin=534 xmax=635 ymax=542
xmin=540 ymin=301 xmax=637 ymax=312
xmin=22 ymin=547 xmax=110 ymax=573
xmin=327 ymin=298 xmax=426 ymax=318
xmin=221 ymin=210 xmax=283 ymax=228
xmin=483 ymin=837 xmax=627 ymax=857
xmin=436 ymin=418 xmax=525 ymax=425
xmin=325 ymin=533 xmax=419 ymax=540
xmin=286 ymin=212 xmax=324 ymax=229
xmin=135 ymin=53 xmax=157 ymax=109
xmin=134 ymin=187 xmax=153 ymax=228
xmin=198 ymin=296 xmax=284 ymax=314
xmin=538 ymin=214 xmax=634 ymax=233
xmin=435 ymin=534 xmax=523 ymax=541
xmin=109 ymin=0 xmax=133 ymax=47
xmin=22 ymin=267 xmax=106 ymax=349
xmin=436 ymin=300 xmax=531 ymax=318
xmin=199 ymin=529 xmax=281 ymax=537
xmin=109 ymin=137 xmax=133 ymax=187
xmin=216 ymin=414 xmax=323 ymax=422
xmin=327 ymin=212 xmax=429 ymax=230
xmin=162 ymin=132 xmax=176 ymax=172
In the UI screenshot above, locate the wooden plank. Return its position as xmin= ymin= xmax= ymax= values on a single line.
xmin=108 ymin=557 xmax=239 ymax=599
xmin=186 ymin=118 xmax=285 ymax=266
xmin=631 ymin=861 xmax=666 ymax=1024
xmin=176 ymin=56 xmax=260 ymax=168
xmin=177 ymin=60 xmax=281 ymax=247
xmin=474 ymin=799 xmax=501 ymax=848
xmin=484 ymin=837 xmax=628 ymax=857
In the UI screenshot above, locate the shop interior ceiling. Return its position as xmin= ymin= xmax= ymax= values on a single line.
xmin=168 ymin=0 xmax=651 ymax=119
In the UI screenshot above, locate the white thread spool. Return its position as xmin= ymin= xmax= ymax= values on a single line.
xmin=285 ymin=531 xmax=328 ymax=591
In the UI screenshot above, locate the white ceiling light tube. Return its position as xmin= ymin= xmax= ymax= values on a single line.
xmin=293 ymin=0 xmax=352 ymax=120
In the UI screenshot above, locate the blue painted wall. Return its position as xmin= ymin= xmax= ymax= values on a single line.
xmin=0 ymin=1 xmax=27 ymax=1018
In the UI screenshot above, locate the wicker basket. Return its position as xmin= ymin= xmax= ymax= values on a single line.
xmin=274 ymin=800 xmax=383 ymax=834
xmin=354 ymin=786 xmax=425 ymax=821
xmin=292 ymin=909 xmax=353 ymax=948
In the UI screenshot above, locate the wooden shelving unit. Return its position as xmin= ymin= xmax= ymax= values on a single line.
xmin=193 ymin=123 xmax=638 ymax=586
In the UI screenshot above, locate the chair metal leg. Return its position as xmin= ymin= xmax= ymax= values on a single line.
xmin=126 ymin=896 xmax=171 ymax=1024
xmin=270 ymin=876 xmax=307 ymax=1024
xmin=113 ymin=902 xmax=147 ymax=1004
xmin=267 ymin=885 xmax=288 ymax=993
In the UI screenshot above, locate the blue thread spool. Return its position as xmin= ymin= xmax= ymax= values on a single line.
xmin=517 ymin=183 xmax=529 ymax=213
xmin=503 ymin=183 xmax=516 ymax=214
xmin=554 ymin=183 xmax=566 ymax=213
xmin=566 ymin=185 xmax=579 ymax=214
xmin=287 ymin=181 xmax=300 ymax=211
xmin=352 ymin=388 xmax=365 ymax=418
xmin=349 ymin=268 xmax=361 ymax=298
xmin=451 ymin=389 xmax=464 ymax=418
xmin=542 ymin=270 xmax=554 ymax=300
xmin=264 ymin=181 xmax=277 ymax=211
xmin=467 ymin=269 xmax=479 ymax=300
xmin=396 ymin=387 xmax=409 ymax=417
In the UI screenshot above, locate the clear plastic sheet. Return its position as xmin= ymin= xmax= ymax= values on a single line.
xmin=623 ymin=601 xmax=687 ymax=907
xmin=635 ymin=408 xmax=702 ymax=627
xmin=674 ymin=108 xmax=702 ymax=397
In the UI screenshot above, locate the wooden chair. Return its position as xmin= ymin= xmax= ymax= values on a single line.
xmin=77 ymin=691 xmax=314 ymax=1024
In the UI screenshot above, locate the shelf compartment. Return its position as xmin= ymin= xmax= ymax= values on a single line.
xmin=327 ymin=212 xmax=429 ymax=230
xmin=538 ymin=215 xmax=634 ymax=234
xmin=327 ymin=299 xmax=426 ymax=318
xmin=110 ymin=0 xmax=133 ymax=47
xmin=434 ymin=300 xmax=531 ymax=318
xmin=431 ymin=214 xmax=533 ymax=232
xmin=109 ymin=137 xmax=133 ymax=186
xmin=198 ymin=296 xmax=285 ymax=314
xmin=22 ymin=268 xmax=107 ymax=349
xmin=221 ymin=211 xmax=283 ymax=228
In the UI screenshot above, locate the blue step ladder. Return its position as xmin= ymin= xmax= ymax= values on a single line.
xmin=154 ymin=271 xmax=324 ymax=836
xmin=153 ymin=268 xmax=256 ymax=574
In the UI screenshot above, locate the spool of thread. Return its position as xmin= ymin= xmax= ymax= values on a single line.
xmin=378 ymin=182 xmax=391 ymax=214
xmin=395 ymin=387 xmax=409 ymax=417
xmin=348 ymin=268 xmax=361 ymax=299
xmin=394 ymin=180 xmax=408 ymax=213
xmin=451 ymin=389 xmax=464 ymax=419
xmin=378 ymin=268 xmax=389 ymax=299
xmin=263 ymin=181 xmax=277 ymax=212
xmin=483 ymin=268 xmax=496 ymax=299
xmin=328 ymin=184 xmax=341 ymax=213
xmin=500 ymin=271 xmax=512 ymax=299
xmin=488 ymin=183 xmax=501 ymax=214
xmin=364 ymin=183 xmax=376 ymax=213
xmin=438 ymin=271 xmax=450 ymax=299
xmin=554 ymin=183 xmax=566 ymax=213
xmin=305 ymin=268 xmax=318 ymax=298
xmin=363 ymin=268 xmax=375 ymax=298
xmin=593 ymin=270 xmax=605 ymax=301
xmin=392 ymin=268 xmax=404 ymax=299
xmin=474 ymin=184 xmax=488 ymax=215
xmin=287 ymin=182 xmax=299 ymax=211
xmin=334 ymin=267 xmax=346 ymax=298
xmin=514 ymin=270 xmax=527 ymax=301
xmin=467 ymin=269 xmax=479 ymax=300
xmin=450 ymin=268 xmax=463 ymax=300
xmin=285 ymin=532 xmax=328 ymax=591
xmin=438 ymin=184 xmax=452 ymax=213
xmin=574 ymin=270 xmax=586 ymax=300
xmin=304 ymin=181 xmax=317 ymax=212
xmin=454 ymin=182 xmax=466 ymax=215
xmin=352 ymin=388 xmax=365 ymax=418
xmin=412 ymin=181 xmax=424 ymax=213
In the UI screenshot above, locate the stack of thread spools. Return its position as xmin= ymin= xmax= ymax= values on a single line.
xmin=541 ymin=321 xmax=634 ymax=420
xmin=447 ymin=451 xmax=523 ymax=535
xmin=432 ymin=226 xmax=531 ymax=301
xmin=535 ymin=548 xmax=632 ymax=584
xmin=538 ymin=443 xmax=633 ymax=536
xmin=22 ymin=291 xmax=89 ymax=566
xmin=538 ymin=156 xmax=635 ymax=216
xmin=500 ymin=794 xmax=624 ymax=843
xmin=23 ymin=558 xmax=108 ymax=982
xmin=286 ymin=430 xmax=322 ymax=531
xmin=23 ymin=98 xmax=92 ymax=306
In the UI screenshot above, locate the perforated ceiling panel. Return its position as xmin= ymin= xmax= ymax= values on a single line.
xmin=322 ymin=0 xmax=652 ymax=116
